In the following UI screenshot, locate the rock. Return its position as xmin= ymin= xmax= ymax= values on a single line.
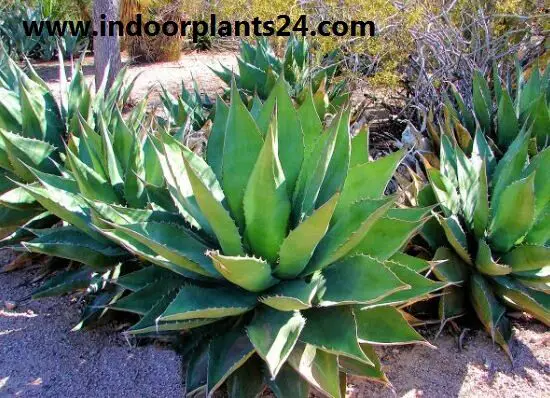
xmin=4 ymin=301 xmax=16 ymax=310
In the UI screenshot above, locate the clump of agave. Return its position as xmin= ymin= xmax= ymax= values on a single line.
xmin=0 ymin=50 xmax=66 ymax=240
xmin=423 ymin=62 xmax=549 ymax=171
xmin=213 ymin=36 xmax=349 ymax=116
xmin=21 ymin=77 xmax=445 ymax=396
xmin=18 ymin=102 xmax=155 ymax=328
xmin=420 ymin=129 xmax=549 ymax=354
xmin=0 ymin=47 xmax=138 ymax=248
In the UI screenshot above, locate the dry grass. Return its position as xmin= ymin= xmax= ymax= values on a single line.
xmin=123 ymin=0 xmax=184 ymax=63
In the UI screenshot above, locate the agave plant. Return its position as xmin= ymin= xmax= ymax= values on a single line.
xmin=159 ymin=78 xmax=213 ymax=131
xmin=0 ymin=50 xmax=66 ymax=239
xmin=420 ymin=128 xmax=549 ymax=355
xmin=0 ymin=3 xmax=88 ymax=61
xmin=0 ymin=5 xmax=43 ymax=58
xmin=14 ymin=102 xmax=159 ymax=328
xmin=426 ymin=62 xmax=549 ymax=162
xmin=0 ymin=48 xmax=138 ymax=247
xmin=20 ymin=77 xmax=444 ymax=396
xmin=212 ymin=36 xmax=349 ymax=116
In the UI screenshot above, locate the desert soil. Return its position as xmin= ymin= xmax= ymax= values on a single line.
xmin=1 ymin=53 xmax=548 ymax=397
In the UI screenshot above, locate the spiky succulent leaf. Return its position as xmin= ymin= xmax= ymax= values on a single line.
xmin=209 ymin=252 xmax=278 ymax=292
xmin=207 ymin=329 xmax=256 ymax=396
xmin=260 ymin=278 xmax=321 ymax=311
xmin=354 ymin=306 xmax=428 ymax=346
xmin=256 ymin=77 xmax=304 ymax=195
xmin=222 ymin=81 xmax=264 ymax=226
xmin=160 ymin=286 xmax=257 ymax=321
xmin=489 ymin=173 xmax=535 ymax=253
xmin=32 ymin=268 xmax=93 ymax=299
xmin=470 ymin=274 xmax=512 ymax=354
xmin=287 ymin=343 xmax=340 ymax=398
xmin=276 ymin=193 xmax=339 ymax=279
xmin=319 ymin=256 xmax=408 ymax=306
xmin=243 ymin=116 xmax=291 ymax=262
xmin=22 ymin=226 xmax=126 ymax=271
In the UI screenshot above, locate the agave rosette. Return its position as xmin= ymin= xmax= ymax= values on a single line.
xmin=14 ymin=102 xmax=156 ymax=328
xmin=425 ymin=62 xmax=549 ymax=170
xmin=212 ymin=36 xmax=349 ymax=115
xmin=19 ymin=77 xmax=444 ymax=396
xmin=421 ymin=128 xmax=549 ymax=355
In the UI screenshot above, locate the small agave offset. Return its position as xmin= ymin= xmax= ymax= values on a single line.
xmin=159 ymin=78 xmax=213 ymax=132
xmin=421 ymin=129 xmax=549 ymax=355
xmin=19 ymin=76 xmax=445 ymax=397
xmin=212 ymin=36 xmax=349 ymax=114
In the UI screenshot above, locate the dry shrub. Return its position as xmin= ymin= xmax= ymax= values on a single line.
xmin=401 ymin=0 xmax=546 ymax=121
xmin=123 ymin=0 xmax=184 ymax=63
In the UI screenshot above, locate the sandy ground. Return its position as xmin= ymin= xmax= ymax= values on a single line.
xmin=1 ymin=248 xmax=549 ymax=397
xmin=362 ymin=323 xmax=550 ymax=398
xmin=31 ymin=51 xmax=238 ymax=108
xmin=0 ymin=251 xmax=184 ymax=397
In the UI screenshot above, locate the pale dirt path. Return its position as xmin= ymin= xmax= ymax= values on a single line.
xmin=363 ymin=322 xmax=550 ymax=398
xmin=31 ymin=50 xmax=238 ymax=108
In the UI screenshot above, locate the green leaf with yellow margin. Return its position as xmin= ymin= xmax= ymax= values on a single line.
xmin=354 ymin=306 xmax=430 ymax=346
xmin=207 ymin=328 xmax=256 ymax=396
xmin=433 ymin=213 xmax=472 ymax=265
xmin=104 ymin=221 xmax=218 ymax=278
xmin=470 ymin=273 xmax=512 ymax=356
xmin=160 ymin=286 xmax=257 ymax=321
xmin=503 ymin=245 xmax=550 ymax=272
xmin=260 ymin=277 xmax=321 ymax=311
xmin=305 ymin=197 xmax=395 ymax=273
xmin=319 ymin=255 xmax=408 ymax=306
xmin=338 ymin=343 xmax=388 ymax=384
xmin=493 ymin=277 xmax=550 ymax=326
xmin=243 ymin=114 xmax=291 ymax=262
xmin=222 ymin=80 xmax=264 ymax=227
xmin=183 ymin=156 xmax=243 ymax=256
xmin=334 ymin=150 xmax=404 ymax=220
xmin=256 ymin=76 xmax=303 ymax=195
xmin=489 ymin=173 xmax=535 ymax=253
xmin=276 ymin=193 xmax=339 ymax=279
xmin=208 ymin=251 xmax=278 ymax=292
xmin=475 ymin=239 xmax=512 ymax=276
xmin=287 ymin=342 xmax=341 ymax=398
